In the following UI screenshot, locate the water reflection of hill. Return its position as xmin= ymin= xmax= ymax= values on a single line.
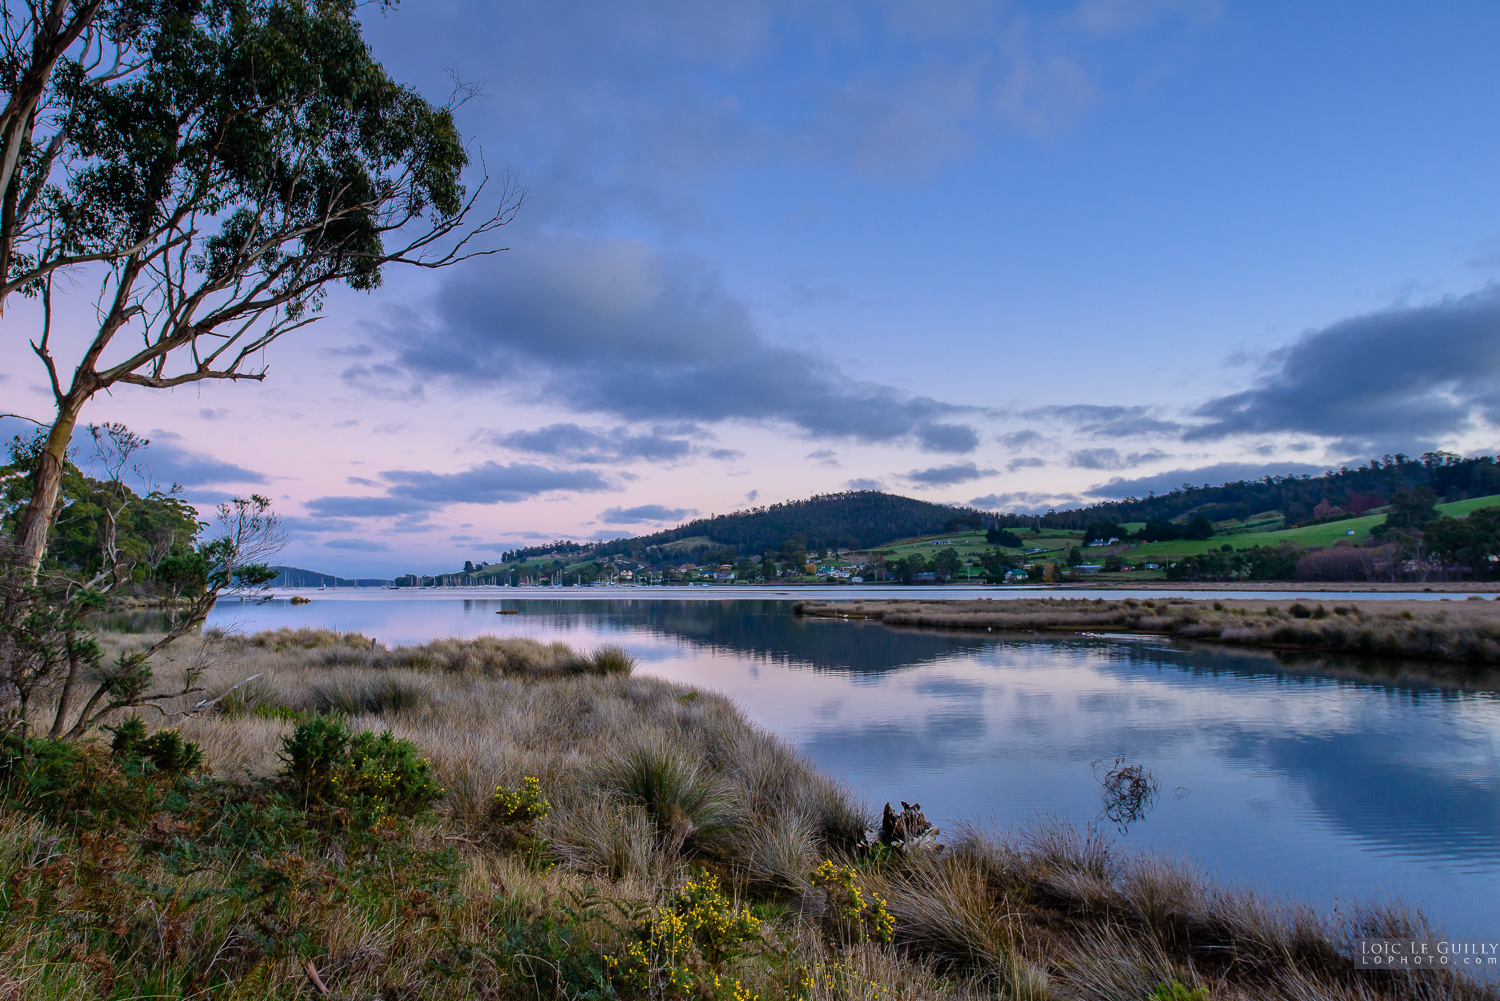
xmin=478 ymin=599 xmax=990 ymax=674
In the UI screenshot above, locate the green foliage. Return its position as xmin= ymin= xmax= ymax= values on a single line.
xmin=278 ymin=717 xmax=443 ymax=818
xmin=1149 ymin=981 xmax=1210 ymax=1001
xmin=932 ymin=547 xmax=962 ymax=580
xmin=987 ymin=526 xmax=1024 ymax=547
xmin=105 ymin=716 xmax=204 ymax=774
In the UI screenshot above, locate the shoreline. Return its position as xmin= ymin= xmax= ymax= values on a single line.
xmin=794 ymin=595 xmax=1500 ymax=667
xmin=4 ymin=627 xmax=1492 ymax=999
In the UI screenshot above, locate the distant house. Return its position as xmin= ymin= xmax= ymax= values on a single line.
xmin=713 ymin=571 xmax=735 ymax=581
xmin=912 ymin=572 xmax=937 ymax=581
xmin=1073 ymin=564 xmax=1103 ymax=573
xmin=1003 ymin=570 xmax=1028 ymax=583
xmin=1088 ymin=537 xmax=1121 ymax=547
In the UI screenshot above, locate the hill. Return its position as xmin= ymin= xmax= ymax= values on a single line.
xmin=268 ymin=565 xmax=392 ymax=588
xmin=591 ymin=490 xmax=984 ymax=557
xmin=1007 ymin=451 xmax=1500 ymax=529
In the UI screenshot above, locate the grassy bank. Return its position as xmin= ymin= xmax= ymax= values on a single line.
xmin=796 ymin=596 xmax=1500 ymax=666
xmin=1 ymin=628 xmax=1491 ymax=1000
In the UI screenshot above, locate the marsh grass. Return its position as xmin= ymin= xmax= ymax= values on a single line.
xmin=0 ymin=628 xmax=1490 ymax=1000
xmin=797 ymin=597 xmax=1500 ymax=666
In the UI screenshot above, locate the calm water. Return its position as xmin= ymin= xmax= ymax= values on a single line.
xmin=203 ymin=590 xmax=1500 ymax=938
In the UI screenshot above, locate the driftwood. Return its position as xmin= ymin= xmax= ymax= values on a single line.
xmin=878 ymin=800 xmax=938 ymax=849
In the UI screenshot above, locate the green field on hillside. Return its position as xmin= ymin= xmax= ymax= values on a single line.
xmin=871 ymin=494 xmax=1500 ymax=566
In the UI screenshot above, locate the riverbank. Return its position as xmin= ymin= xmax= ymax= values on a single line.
xmin=795 ymin=596 xmax=1500 ymax=665
xmin=1 ymin=629 xmax=1491 ymax=1000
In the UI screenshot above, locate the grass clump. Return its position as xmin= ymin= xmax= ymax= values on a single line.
xmin=604 ymin=734 xmax=728 ymax=852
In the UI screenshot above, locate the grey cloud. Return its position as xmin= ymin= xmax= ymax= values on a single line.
xmin=394 ymin=236 xmax=979 ymax=451
xmin=915 ymin=422 xmax=980 ymax=453
xmin=806 ymin=448 xmax=841 ymax=468
xmin=905 ymin=462 xmax=997 ymax=486
xmin=279 ymin=515 xmax=361 ymax=535
xmin=306 ymin=462 xmax=609 ymax=519
xmin=1087 ymin=461 xmax=1327 ymax=500
xmin=304 ymin=495 xmax=431 ymax=518
xmin=1189 ymin=286 xmax=1500 ymax=453
xmin=325 ymin=538 xmax=391 ymax=552
xmin=845 ymin=477 xmax=885 ymax=490
xmin=69 ymin=428 xmax=269 ymax=490
xmin=1066 ymin=447 xmax=1170 ymax=470
xmin=998 ymin=429 xmax=1046 ymax=448
xmin=1006 ymin=456 xmax=1046 ymax=472
xmin=600 ymin=504 xmax=696 ymax=524
xmin=380 ymin=462 xmax=610 ymax=505
xmin=492 ymin=422 xmax=694 ymax=464
xmin=707 ymin=448 xmax=744 ymax=460
xmin=970 ymin=491 xmax=1084 ymax=513
xmin=1028 ymin=404 xmax=1183 ymax=438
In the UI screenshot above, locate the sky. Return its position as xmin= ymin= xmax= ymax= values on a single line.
xmin=5 ymin=0 xmax=1500 ymax=576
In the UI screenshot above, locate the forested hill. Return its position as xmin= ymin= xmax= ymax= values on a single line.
xmin=1003 ymin=452 xmax=1500 ymax=530
xmin=269 ymin=566 xmax=392 ymax=588
xmin=592 ymin=491 xmax=985 ymax=556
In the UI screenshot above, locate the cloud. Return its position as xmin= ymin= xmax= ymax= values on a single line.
xmin=970 ymin=490 xmax=1084 ymax=512
xmin=393 ymin=236 xmax=980 ymax=451
xmin=1066 ymin=447 xmax=1170 ymax=470
xmin=915 ymin=422 xmax=980 ymax=453
xmin=1006 ymin=456 xmax=1046 ymax=472
xmin=998 ymin=429 xmax=1046 ymax=448
xmin=806 ymin=448 xmax=841 ymax=468
xmin=904 ymin=462 xmax=997 ymax=486
xmin=599 ymin=504 xmax=696 ymax=524
xmin=324 ymin=538 xmax=391 ymax=552
xmin=380 ymin=463 xmax=610 ymax=505
xmin=845 ymin=477 xmax=886 ymax=490
xmin=64 ymin=428 xmax=267 ymax=490
xmin=1086 ymin=461 xmax=1327 ymax=499
xmin=1189 ymin=286 xmax=1500 ymax=453
xmin=306 ymin=461 xmax=610 ymax=518
xmin=1026 ymin=404 xmax=1183 ymax=438
xmin=490 ymin=422 xmax=695 ymax=464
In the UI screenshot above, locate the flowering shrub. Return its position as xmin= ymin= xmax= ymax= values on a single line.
xmin=608 ymin=870 xmax=762 ymax=998
xmin=492 ymin=775 xmax=550 ymax=823
xmin=810 ymin=860 xmax=894 ymax=943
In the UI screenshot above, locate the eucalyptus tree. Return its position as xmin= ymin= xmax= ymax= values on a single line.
xmin=5 ymin=0 xmax=520 ymax=571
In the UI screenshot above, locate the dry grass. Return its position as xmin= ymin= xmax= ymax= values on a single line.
xmin=797 ymin=596 xmax=1500 ymax=666
xmin=1 ymin=627 xmax=1491 ymax=1000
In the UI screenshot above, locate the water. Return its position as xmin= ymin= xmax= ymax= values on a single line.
xmin=204 ymin=590 xmax=1500 ymax=938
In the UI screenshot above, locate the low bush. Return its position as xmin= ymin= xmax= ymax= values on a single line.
xmin=278 ymin=716 xmax=442 ymax=817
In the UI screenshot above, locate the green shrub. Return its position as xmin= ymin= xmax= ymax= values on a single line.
xmin=278 ymin=717 xmax=443 ymax=817
xmin=106 ymin=716 xmax=204 ymax=774
xmin=1149 ymin=982 xmax=1209 ymax=1001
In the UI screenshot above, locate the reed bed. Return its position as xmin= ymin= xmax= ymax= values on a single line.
xmin=0 ymin=627 xmax=1489 ymax=1000
xmin=796 ymin=596 xmax=1500 ymax=665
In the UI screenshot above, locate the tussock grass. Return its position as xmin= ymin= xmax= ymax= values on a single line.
xmin=1 ymin=629 xmax=1490 ymax=1000
xmin=797 ymin=597 xmax=1500 ymax=666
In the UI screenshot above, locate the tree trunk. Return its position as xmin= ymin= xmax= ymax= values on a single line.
xmin=14 ymin=394 xmax=84 ymax=575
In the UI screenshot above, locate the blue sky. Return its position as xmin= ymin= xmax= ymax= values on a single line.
xmin=6 ymin=0 xmax=1500 ymax=575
